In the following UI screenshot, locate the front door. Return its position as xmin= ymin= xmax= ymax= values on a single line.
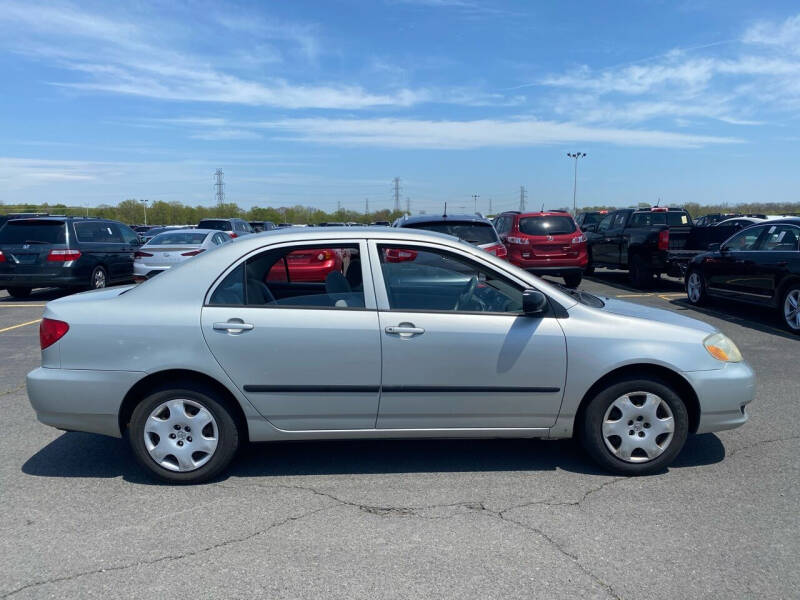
xmin=706 ymin=226 xmax=768 ymax=300
xmin=370 ymin=241 xmax=567 ymax=429
xmin=201 ymin=240 xmax=381 ymax=430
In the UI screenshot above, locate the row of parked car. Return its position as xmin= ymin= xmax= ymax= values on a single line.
xmin=1 ymin=209 xmax=799 ymax=333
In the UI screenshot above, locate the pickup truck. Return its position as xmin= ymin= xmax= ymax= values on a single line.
xmin=586 ymin=207 xmax=739 ymax=287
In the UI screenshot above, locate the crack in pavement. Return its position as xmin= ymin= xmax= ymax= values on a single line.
xmin=0 ymin=381 xmax=25 ymax=398
xmin=727 ymin=434 xmax=800 ymax=459
xmin=0 ymin=505 xmax=334 ymax=599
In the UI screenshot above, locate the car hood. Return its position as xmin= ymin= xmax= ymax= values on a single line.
xmin=596 ymin=297 xmax=716 ymax=333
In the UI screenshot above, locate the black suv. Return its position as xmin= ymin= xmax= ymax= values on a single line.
xmin=0 ymin=217 xmax=140 ymax=297
xmin=197 ymin=218 xmax=254 ymax=238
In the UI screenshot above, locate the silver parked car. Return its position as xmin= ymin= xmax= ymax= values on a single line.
xmin=133 ymin=229 xmax=231 ymax=281
xmin=27 ymin=228 xmax=754 ymax=483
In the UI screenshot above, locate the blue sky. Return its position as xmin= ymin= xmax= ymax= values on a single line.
xmin=1 ymin=0 xmax=799 ymax=214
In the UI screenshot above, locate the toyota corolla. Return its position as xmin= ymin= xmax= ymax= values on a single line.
xmin=27 ymin=228 xmax=754 ymax=483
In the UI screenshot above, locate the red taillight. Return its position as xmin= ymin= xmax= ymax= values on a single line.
xmin=181 ymin=249 xmax=205 ymax=256
xmin=40 ymin=318 xmax=69 ymax=349
xmin=483 ymin=243 xmax=508 ymax=258
xmin=316 ymin=250 xmax=333 ymax=261
xmin=658 ymin=229 xmax=669 ymax=251
xmin=0 ymin=250 xmax=5 ymax=263
xmin=384 ymin=248 xmax=418 ymax=262
xmin=46 ymin=249 xmax=81 ymax=262
xmin=134 ymin=251 xmax=153 ymax=258
xmin=228 ymin=232 xmax=238 ymax=238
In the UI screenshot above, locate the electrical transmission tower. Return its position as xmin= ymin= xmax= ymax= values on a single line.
xmin=406 ymin=197 xmax=411 ymax=215
xmin=393 ymin=177 xmax=401 ymax=212
xmin=472 ymin=194 xmax=480 ymax=214
xmin=365 ymin=198 xmax=369 ymax=215
xmin=519 ymin=186 xmax=527 ymax=211
xmin=214 ymin=169 xmax=225 ymax=206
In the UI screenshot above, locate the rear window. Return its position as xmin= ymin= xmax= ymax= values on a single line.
xmin=198 ymin=220 xmax=232 ymax=231
xmin=148 ymin=232 xmax=208 ymax=246
xmin=581 ymin=213 xmax=604 ymax=225
xmin=519 ymin=216 xmax=576 ymax=236
xmin=630 ymin=211 xmax=691 ymax=227
xmin=0 ymin=220 xmax=66 ymax=244
xmin=405 ymin=221 xmax=498 ymax=245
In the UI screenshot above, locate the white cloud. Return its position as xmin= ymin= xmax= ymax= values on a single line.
xmin=190 ymin=129 xmax=263 ymax=141
xmin=252 ymin=117 xmax=740 ymax=149
xmin=743 ymin=14 xmax=800 ymax=54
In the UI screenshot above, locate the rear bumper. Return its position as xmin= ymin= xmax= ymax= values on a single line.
xmin=133 ymin=263 xmax=169 ymax=278
xmin=26 ymin=367 xmax=144 ymax=438
xmin=0 ymin=272 xmax=84 ymax=288
xmin=685 ymin=361 xmax=756 ymax=434
xmin=523 ymin=266 xmax=584 ymax=276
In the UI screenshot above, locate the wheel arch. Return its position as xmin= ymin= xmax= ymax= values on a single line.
xmin=574 ymin=363 xmax=701 ymax=436
xmin=119 ymin=369 xmax=249 ymax=441
xmin=775 ymin=275 xmax=800 ymax=308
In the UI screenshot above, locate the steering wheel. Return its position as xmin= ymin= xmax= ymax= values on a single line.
xmin=455 ymin=276 xmax=480 ymax=311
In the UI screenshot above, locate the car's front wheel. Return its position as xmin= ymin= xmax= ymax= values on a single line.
xmin=563 ymin=273 xmax=582 ymax=288
xmin=685 ymin=270 xmax=708 ymax=305
xmin=90 ymin=266 xmax=107 ymax=290
xmin=128 ymin=384 xmax=240 ymax=483
xmin=580 ymin=377 xmax=689 ymax=475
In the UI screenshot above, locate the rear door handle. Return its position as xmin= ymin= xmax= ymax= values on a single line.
xmin=385 ymin=324 xmax=425 ymax=337
xmin=213 ymin=320 xmax=254 ymax=332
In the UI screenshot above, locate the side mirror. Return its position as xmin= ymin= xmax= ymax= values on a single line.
xmin=522 ymin=288 xmax=548 ymax=316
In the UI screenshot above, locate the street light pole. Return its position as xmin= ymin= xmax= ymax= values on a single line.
xmin=566 ymin=152 xmax=587 ymax=216
xmin=141 ymin=199 xmax=149 ymax=226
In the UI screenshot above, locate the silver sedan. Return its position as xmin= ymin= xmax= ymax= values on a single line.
xmin=27 ymin=228 xmax=754 ymax=483
xmin=133 ymin=228 xmax=231 ymax=281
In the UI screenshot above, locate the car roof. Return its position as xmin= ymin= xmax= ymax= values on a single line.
xmin=398 ymin=213 xmax=493 ymax=225
xmin=514 ymin=211 xmax=573 ymax=218
xmin=751 ymin=217 xmax=800 ymax=226
xmin=148 ymin=228 xmax=218 ymax=236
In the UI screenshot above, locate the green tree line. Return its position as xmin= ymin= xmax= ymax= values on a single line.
xmin=1 ymin=199 xmax=799 ymax=225
xmin=0 ymin=199 xmax=406 ymax=226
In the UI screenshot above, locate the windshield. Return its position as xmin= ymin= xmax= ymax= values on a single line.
xmin=0 ymin=220 xmax=66 ymax=244
xmin=406 ymin=221 xmax=498 ymax=245
xmin=147 ymin=232 xmax=208 ymax=246
xmin=519 ymin=216 xmax=576 ymax=236
xmin=197 ymin=220 xmax=232 ymax=231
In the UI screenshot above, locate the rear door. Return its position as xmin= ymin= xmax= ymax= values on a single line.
xmin=750 ymin=224 xmax=800 ymax=303
xmin=0 ymin=219 xmax=68 ymax=281
xmin=706 ymin=226 xmax=768 ymax=300
xmin=370 ymin=240 xmax=566 ymax=429
xmin=201 ymin=239 xmax=382 ymax=430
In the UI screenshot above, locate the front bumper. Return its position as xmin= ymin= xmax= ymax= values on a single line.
xmin=685 ymin=361 xmax=755 ymax=434
xmin=26 ymin=367 xmax=144 ymax=438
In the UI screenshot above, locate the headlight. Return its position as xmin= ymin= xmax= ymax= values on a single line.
xmin=703 ymin=332 xmax=743 ymax=363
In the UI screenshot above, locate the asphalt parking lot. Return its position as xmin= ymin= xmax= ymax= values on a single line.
xmin=1 ymin=272 xmax=798 ymax=600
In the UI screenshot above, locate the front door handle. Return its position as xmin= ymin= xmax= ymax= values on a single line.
xmin=213 ymin=320 xmax=254 ymax=332
xmin=385 ymin=324 xmax=425 ymax=337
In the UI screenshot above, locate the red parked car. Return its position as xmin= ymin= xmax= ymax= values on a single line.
xmin=493 ymin=211 xmax=587 ymax=287
xmin=267 ymin=248 xmax=350 ymax=282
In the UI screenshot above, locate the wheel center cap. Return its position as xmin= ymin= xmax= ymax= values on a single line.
xmin=176 ymin=430 xmax=187 ymax=441
xmin=634 ymin=422 xmax=643 ymax=432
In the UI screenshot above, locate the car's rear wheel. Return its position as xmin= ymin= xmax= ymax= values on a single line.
xmin=685 ymin=270 xmax=708 ymax=305
xmin=128 ymin=384 xmax=240 ymax=483
xmin=90 ymin=266 xmax=107 ymax=290
xmin=563 ymin=273 xmax=582 ymax=288
xmin=781 ymin=284 xmax=800 ymax=334
xmin=629 ymin=255 xmax=653 ymax=289
xmin=580 ymin=377 xmax=688 ymax=475
xmin=6 ymin=287 xmax=32 ymax=298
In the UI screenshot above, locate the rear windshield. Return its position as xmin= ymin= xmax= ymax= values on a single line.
xmin=629 ymin=211 xmax=691 ymax=227
xmin=519 ymin=216 xmax=576 ymax=236
xmin=0 ymin=220 xmax=66 ymax=244
xmin=148 ymin=232 xmax=208 ymax=246
xmin=197 ymin=220 xmax=232 ymax=231
xmin=406 ymin=221 xmax=498 ymax=245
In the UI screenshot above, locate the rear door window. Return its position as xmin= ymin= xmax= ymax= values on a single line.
xmin=758 ymin=225 xmax=800 ymax=252
xmin=518 ymin=216 xmax=576 ymax=236
xmin=0 ymin=220 xmax=66 ymax=244
xmin=198 ymin=220 xmax=232 ymax=232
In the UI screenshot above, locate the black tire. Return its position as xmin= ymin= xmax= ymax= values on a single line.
xmin=629 ymin=254 xmax=653 ymax=289
xmin=89 ymin=266 xmax=108 ymax=290
xmin=685 ymin=269 xmax=708 ymax=306
xmin=584 ymin=249 xmax=595 ymax=276
xmin=780 ymin=283 xmax=800 ymax=335
xmin=128 ymin=383 xmax=240 ymax=483
xmin=580 ymin=377 xmax=689 ymax=475
xmin=6 ymin=287 xmax=32 ymax=298
xmin=563 ymin=273 xmax=582 ymax=288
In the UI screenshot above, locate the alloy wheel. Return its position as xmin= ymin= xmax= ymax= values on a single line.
xmin=687 ymin=272 xmax=702 ymax=303
xmin=602 ymin=392 xmax=675 ymax=463
xmin=93 ymin=269 xmax=107 ymax=289
xmin=784 ymin=289 xmax=800 ymax=330
xmin=143 ymin=399 xmax=219 ymax=472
